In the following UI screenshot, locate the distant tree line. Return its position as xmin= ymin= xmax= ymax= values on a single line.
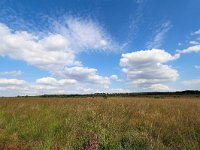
xmin=16 ymin=90 xmax=200 ymax=98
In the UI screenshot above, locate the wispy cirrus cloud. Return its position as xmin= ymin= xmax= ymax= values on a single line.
xmin=146 ymin=21 xmax=172 ymax=49
xmin=188 ymin=28 xmax=200 ymax=46
xmin=127 ymin=0 xmax=147 ymax=43
xmin=52 ymin=17 xmax=117 ymax=52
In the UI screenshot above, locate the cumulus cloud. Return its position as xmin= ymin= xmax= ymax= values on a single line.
xmin=0 ymin=78 xmax=26 ymax=86
xmin=0 ymin=23 xmax=77 ymax=70
xmin=0 ymin=78 xmax=27 ymax=96
xmin=31 ymin=77 xmax=78 ymax=95
xmin=110 ymin=75 xmax=119 ymax=80
xmin=0 ymin=70 xmax=22 ymax=76
xmin=58 ymin=66 xmax=110 ymax=86
xmin=0 ymin=77 xmax=71 ymax=96
xmin=143 ymin=84 xmax=174 ymax=92
xmin=108 ymin=88 xmax=130 ymax=93
xmin=0 ymin=17 xmax=115 ymax=91
xmin=0 ymin=17 xmax=115 ymax=70
xmin=0 ymin=76 xmax=110 ymax=96
xmin=36 ymin=77 xmax=77 ymax=85
xmin=120 ymin=49 xmax=179 ymax=91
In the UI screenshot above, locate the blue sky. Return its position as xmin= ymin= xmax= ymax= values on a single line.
xmin=0 ymin=0 xmax=200 ymax=96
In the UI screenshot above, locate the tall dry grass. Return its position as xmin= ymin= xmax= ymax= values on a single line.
xmin=0 ymin=97 xmax=199 ymax=149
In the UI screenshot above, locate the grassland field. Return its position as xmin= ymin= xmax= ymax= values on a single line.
xmin=0 ymin=96 xmax=199 ymax=150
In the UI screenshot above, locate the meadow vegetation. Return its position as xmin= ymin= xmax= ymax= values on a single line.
xmin=0 ymin=96 xmax=199 ymax=150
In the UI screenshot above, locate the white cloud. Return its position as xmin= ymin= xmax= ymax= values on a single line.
xmin=191 ymin=29 xmax=200 ymax=35
xmin=194 ymin=65 xmax=200 ymax=69
xmin=182 ymin=79 xmax=200 ymax=90
xmin=110 ymin=75 xmax=119 ymax=80
xmin=0 ymin=17 xmax=115 ymax=70
xmin=120 ymin=49 xmax=179 ymax=65
xmin=31 ymin=77 xmax=78 ymax=95
xmin=108 ymin=88 xmax=130 ymax=93
xmin=128 ymin=0 xmax=146 ymax=42
xmin=59 ymin=66 xmax=110 ymax=86
xmin=0 ymin=78 xmax=26 ymax=86
xmin=0 ymin=70 xmax=22 ymax=76
xmin=0 ymin=77 xmax=72 ymax=96
xmin=0 ymin=76 xmax=110 ymax=96
xmin=146 ymin=21 xmax=172 ymax=49
xmin=189 ymin=41 xmax=199 ymax=45
xmin=0 ymin=17 xmax=115 ymax=92
xmin=0 ymin=23 xmax=77 ymax=70
xmin=144 ymin=84 xmax=174 ymax=92
xmin=36 ymin=77 xmax=77 ymax=85
xmin=76 ymin=87 xmax=99 ymax=94
xmin=182 ymin=79 xmax=200 ymax=85
xmin=0 ymin=78 xmax=27 ymax=96
xmin=177 ymin=45 xmax=200 ymax=53
xmin=53 ymin=17 xmax=116 ymax=52
xmin=120 ymin=49 xmax=179 ymax=91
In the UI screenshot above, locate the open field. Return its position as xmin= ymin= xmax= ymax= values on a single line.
xmin=0 ymin=97 xmax=199 ymax=150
